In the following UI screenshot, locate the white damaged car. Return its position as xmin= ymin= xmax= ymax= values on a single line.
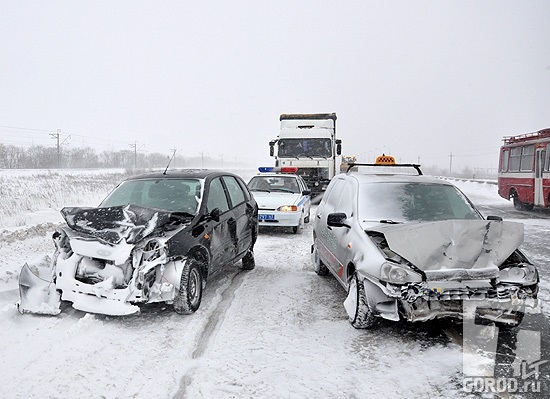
xmin=248 ymin=168 xmax=311 ymax=234
xmin=312 ymin=158 xmax=539 ymax=328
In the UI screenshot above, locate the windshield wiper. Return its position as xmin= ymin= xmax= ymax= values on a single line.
xmin=170 ymin=211 xmax=195 ymax=220
xmin=363 ymin=219 xmax=403 ymax=224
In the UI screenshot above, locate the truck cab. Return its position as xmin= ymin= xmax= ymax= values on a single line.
xmin=269 ymin=113 xmax=341 ymax=196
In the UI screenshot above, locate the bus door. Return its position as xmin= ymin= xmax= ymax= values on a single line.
xmin=534 ymin=147 xmax=545 ymax=206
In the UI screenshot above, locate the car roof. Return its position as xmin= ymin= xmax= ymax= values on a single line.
xmin=250 ymin=173 xmax=300 ymax=178
xmin=123 ymin=169 xmax=241 ymax=181
xmin=337 ymin=172 xmax=454 ymax=186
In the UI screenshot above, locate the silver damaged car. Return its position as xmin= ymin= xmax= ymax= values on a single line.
xmin=311 ymin=158 xmax=539 ymax=329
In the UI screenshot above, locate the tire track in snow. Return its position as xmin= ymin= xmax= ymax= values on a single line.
xmin=173 ymin=269 xmax=247 ymax=398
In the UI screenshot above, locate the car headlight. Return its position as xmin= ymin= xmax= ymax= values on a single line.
xmin=142 ymin=239 xmax=165 ymax=263
xmin=499 ymin=263 xmax=538 ymax=285
xmin=277 ymin=205 xmax=298 ymax=212
xmin=380 ymin=262 xmax=422 ymax=284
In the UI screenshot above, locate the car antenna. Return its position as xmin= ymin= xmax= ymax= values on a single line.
xmin=163 ymin=149 xmax=177 ymax=175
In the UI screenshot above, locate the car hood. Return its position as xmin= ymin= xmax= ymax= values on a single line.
xmin=60 ymin=204 xmax=188 ymax=245
xmin=252 ymin=192 xmax=303 ymax=208
xmin=365 ymin=219 xmax=524 ymax=273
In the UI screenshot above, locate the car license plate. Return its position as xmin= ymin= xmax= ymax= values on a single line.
xmin=259 ymin=214 xmax=275 ymax=220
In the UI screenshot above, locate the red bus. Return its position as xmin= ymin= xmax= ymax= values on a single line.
xmin=498 ymin=128 xmax=550 ymax=210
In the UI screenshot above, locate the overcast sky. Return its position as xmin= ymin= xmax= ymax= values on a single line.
xmin=1 ymin=1 xmax=549 ymax=172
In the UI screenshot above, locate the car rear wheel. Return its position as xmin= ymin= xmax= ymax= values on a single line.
xmin=348 ymin=273 xmax=377 ymax=329
xmin=313 ymin=245 xmax=329 ymax=276
xmin=173 ymin=259 xmax=203 ymax=314
xmin=242 ymin=248 xmax=255 ymax=270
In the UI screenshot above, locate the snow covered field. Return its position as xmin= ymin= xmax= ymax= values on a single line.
xmin=0 ymin=169 xmax=547 ymax=398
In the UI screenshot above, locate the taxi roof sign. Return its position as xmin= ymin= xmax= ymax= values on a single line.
xmin=375 ymin=154 xmax=396 ymax=165
xmin=346 ymin=154 xmax=422 ymax=175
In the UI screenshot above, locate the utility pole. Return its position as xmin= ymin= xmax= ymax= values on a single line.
xmin=50 ymin=129 xmax=61 ymax=167
xmin=449 ymin=152 xmax=453 ymax=175
xmin=50 ymin=129 xmax=70 ymax=168
xmin=130 ymin=142 xmax=137 ymax=169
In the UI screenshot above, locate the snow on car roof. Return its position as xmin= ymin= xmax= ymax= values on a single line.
xmin=124 ymin=169 xmax=237 ymax=180
xmin=340 ymin=172 xmax=452 ymax=185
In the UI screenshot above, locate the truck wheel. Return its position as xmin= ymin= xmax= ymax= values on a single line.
xmin=173 ymin=259 xmax=203 ymax=314
xmin=513 ymin=196 xmax=534 ymax=211
xmin=242 ymin=248 xmax=255 ymax=270
xmin=348 ymin=273 xmax=377 ymax=329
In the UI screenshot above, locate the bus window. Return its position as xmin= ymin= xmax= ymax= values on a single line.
xmin=509 ymin=147 xmax=521 ymax=171
xmin=546 ymin=144 xmax=550 ymax=172
xmin=520 ymin=145 xmax=535 ymax=172
xmin=500 ymin=150 xmax=510 ymax=172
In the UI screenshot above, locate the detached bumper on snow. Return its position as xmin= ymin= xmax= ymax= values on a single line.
xmin=18 ymin=263 xmax=61 ymax=315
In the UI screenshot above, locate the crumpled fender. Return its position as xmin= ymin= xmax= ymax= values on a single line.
xmin=17 ymin=263 xmax=61 ymax=315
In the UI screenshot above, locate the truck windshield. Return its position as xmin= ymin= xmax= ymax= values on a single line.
xmin=278 ymin=138 xmax=332 ymax=158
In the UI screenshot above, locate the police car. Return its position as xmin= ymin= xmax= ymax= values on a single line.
xmin=248 ymin=167 xmax=311 ymax=234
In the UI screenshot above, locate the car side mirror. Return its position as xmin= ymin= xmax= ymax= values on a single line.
xmin=486 ymin=215 xmax=503 ymax=221
xmin=209 ymin=208 xmax=221 ymax=222
xmin=327 ymin=212 xmax=349 ymax=228
xmin=303 ymin=190 xmax=311 ymax=195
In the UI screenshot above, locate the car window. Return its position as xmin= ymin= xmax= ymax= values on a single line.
xmin=222 ymin=175 xmax=246 ymax=208
xmin=323 ymin=179 xmax=345 ymax=209
xmin=248 ymin=176 xmax=271 ymax=191
xmin=336 ymin=180 xmax=354 ymax=216
xmin=100 ymin=178 xmax=201 ymax=213
xmin=248 ymin=176 xmax=299 ymax=193
xmin=207 ymin=177 xmax=230 ymax=213
xmin=358 ymin=182 xmax=481 ymax=222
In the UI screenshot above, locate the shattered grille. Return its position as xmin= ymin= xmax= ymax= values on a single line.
xmin=402 ymin=285 xmax=522 ymax=303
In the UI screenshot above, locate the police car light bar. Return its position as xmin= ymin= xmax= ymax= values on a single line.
xmin=258 ymin=167 xmax=298 ymax=173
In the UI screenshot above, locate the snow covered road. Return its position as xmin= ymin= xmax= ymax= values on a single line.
xmin=0 ymin=171 xmax=548 ymax=398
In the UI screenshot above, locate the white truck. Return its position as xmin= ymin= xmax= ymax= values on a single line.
xmin=269 ymin=113 xmax=341 ymax=196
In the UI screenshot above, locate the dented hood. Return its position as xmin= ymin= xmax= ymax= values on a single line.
xmin=61 ymin=204 xmax=180 ymax=244
xmin=366 ymin=220 xmax=524 ymax=272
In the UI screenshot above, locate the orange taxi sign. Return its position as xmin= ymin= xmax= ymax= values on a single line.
xmin=375 ymin=154 xmax=396 ymax=165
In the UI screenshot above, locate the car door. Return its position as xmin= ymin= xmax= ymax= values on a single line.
xmin=316 ymin=178 xmax=345 ymax=273
xmin=298 ymin=176 xmax=311 ymax=217
xmin=221 ymin=175 xmax=255 ymax=258
xmin=205 ymin=176 xmax=236 ymax=272
xmin=316 ymin=177 xmax=356 ymax=283
xmin=329 ymin=180 xmax=356 ymax=283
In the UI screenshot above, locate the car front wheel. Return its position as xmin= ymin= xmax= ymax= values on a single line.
xmin=242 ymin=248 xmax=255 ymax=270
xmin=173 ymin=259 xmax=203 ymax=314
xmin=346 ymin=273 xmax=377 ymax=329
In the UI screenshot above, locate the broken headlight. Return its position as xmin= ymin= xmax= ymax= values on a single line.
xmin=499 ymin=263 xmax=538 ymax=285
xmin=380 ymin=261 xmax=423 ymax=284
xmin=142 ymin=239 xmax=165 ymax=263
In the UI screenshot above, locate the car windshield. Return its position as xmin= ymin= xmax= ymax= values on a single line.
xmin=100 ymin=178 xmax=203 ymax=214
xmin=358 ymin=182 xmax=481 ymax=223
xmin=248 ymin=176 xmax=300 ymax=193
